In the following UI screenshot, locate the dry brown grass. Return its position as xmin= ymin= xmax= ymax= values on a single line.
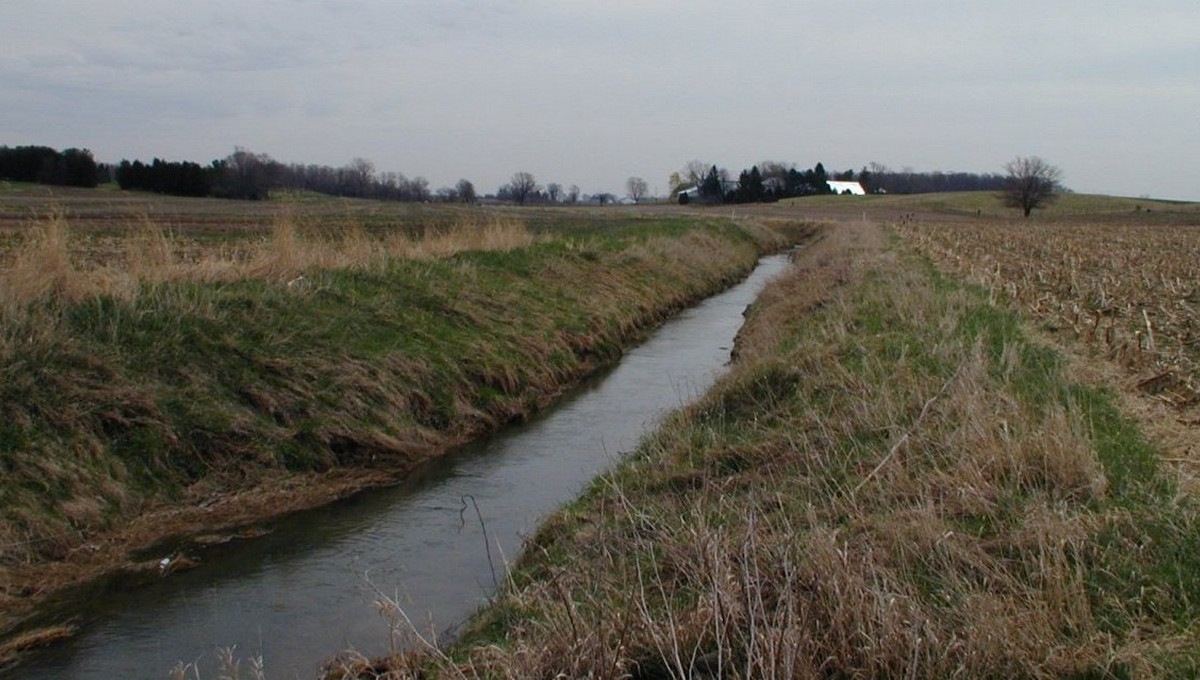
xmin=0 ymin=212 xmax=535 ymax=310
xmin=0 ymin=211 xmax=92 ymax=309
xmin=396 ymin=216 xmax=535 ymax=259
xmin=0 ymin=625 xmax=78 ymax=668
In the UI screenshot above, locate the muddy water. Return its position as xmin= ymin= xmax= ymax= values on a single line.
xmin=9 ymin=254 xmax=792 ymax=680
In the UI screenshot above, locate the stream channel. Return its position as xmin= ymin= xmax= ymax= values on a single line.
xmin=8 ymin=253 xmax=792 ymax=680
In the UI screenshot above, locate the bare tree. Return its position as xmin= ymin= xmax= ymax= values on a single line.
xmin=408 ymin=176 xmax=431 ymax=202
xmin=567 ymin=184 xmax=580 ymax=204
xmin=456 ymin=178 xmax=476 ymax=204
xmin=507 ymin=171 xmax=540 ymax=205
xmin=668 ymin=171 xmax=684 ymax=197
xmin=344 ymin=157 xmax=376 ymax=197
xmin=378 ymin=170 xmax=402 ymax=199
xmin=215 ymin=147 xmax=278 ymax=200
xmin=546 ymin=182 xmax=562 ymax=203
xmin=681 ymin=160 xmax=708 ymax=191
xmin=626 ymin=176 xmax=648 ymax=203
xmin=758 ymin=160 xmax=794 ymax=193
xmin=1001 ymin=156 xmax=1062 ymax=217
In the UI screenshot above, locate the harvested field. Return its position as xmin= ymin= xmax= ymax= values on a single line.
xmin=896 ymin=220 xmax=1200 ymax=410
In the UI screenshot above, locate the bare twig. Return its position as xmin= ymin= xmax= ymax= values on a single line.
xmin=459 ymin=494 xmax=499 ymax=592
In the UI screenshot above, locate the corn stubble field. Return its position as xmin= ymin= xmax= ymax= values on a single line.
xmin=346 ymin=205 xmax=1200 ymax=679
xmin=897 ymin=219 xmax=1200 ymax=411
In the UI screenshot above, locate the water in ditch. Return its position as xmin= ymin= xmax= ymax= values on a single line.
xmin=8 ymin=253 xmax=792 ymax=679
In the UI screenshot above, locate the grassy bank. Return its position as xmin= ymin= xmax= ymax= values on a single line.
xmin=0 ymin=207 xmax=811 ymax=644
xmin=352 ymin=221 xmax=1200 ymax=678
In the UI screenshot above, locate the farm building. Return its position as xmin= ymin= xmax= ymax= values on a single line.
xmin=827 ymin=180 xmax=866 ymax=195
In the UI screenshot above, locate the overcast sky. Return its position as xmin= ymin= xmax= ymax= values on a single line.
xmin=4 ymin=1 xmax=1197 ymax=200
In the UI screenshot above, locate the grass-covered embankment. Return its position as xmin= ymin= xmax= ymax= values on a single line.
xmin=0 ymin=212 xmax=810 ymax=638
xmin=363 ymin=221 xmax=1200 ymax=678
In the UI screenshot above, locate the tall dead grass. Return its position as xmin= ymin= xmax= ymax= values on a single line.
xmin=0 ymin=212 xmax=535 ymax=311
xmin=395 ymin=217 xmax=535 ymax=259
xmin=0 ymin=211 xmax=92 ymax=310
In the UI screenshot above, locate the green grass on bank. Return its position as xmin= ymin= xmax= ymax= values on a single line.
xmin=0 ymin=216 xmax=810 ymax=572
xmin=377 ymin=222 xmax=1200 ymax=679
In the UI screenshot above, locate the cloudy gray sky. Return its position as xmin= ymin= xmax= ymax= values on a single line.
xmin=4 ymin=1 xmax=1197 ymax=200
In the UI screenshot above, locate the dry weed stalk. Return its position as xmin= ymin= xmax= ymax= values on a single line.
xmin=168 ymin=646 xmax=265 ymax=680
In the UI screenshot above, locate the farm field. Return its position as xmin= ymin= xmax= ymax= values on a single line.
xmin=0 ymin=185 xmax=816 ymax=666
xmin=896 ymin=220 xmax=1200 ymax=411
xmin=349 ymin=199 xmax=1200 ymax=678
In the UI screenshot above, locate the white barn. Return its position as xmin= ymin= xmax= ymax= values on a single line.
xmin=827 ymin=180 xmax=866 ymax=195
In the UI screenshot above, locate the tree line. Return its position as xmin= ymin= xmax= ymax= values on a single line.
xmin=3 ymin=143 xmax=598 ymax=207
xmin=0 ymin=145 xmax=102 ymax=188
xmin=861 ymin=165 xmax=1007 ymax=195
xmin=671 ymin=159 xmax=1009 ymax=204
xmin=113 ymin=148 xmax=479 ymax=203
xmin=493 ymin=172 xmax=619 ymax=205
xmin=6 ymin=142 xmax=1051 ymax=214
xmin=116 ymin=158 xmax=214 ymax=197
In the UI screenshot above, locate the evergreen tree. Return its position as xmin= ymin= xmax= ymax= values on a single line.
xmin=701 ymin=165 xmax=722 ymax=202
xmin=745 ymin=165 xmax=764 ymax=202
xmin=57 ymin=148 xmax=99 ymax=187
xmin=812 ymin=162 xmax=830 ymax=194
xmin=0 ymin=145 xmax=96 ymax=186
